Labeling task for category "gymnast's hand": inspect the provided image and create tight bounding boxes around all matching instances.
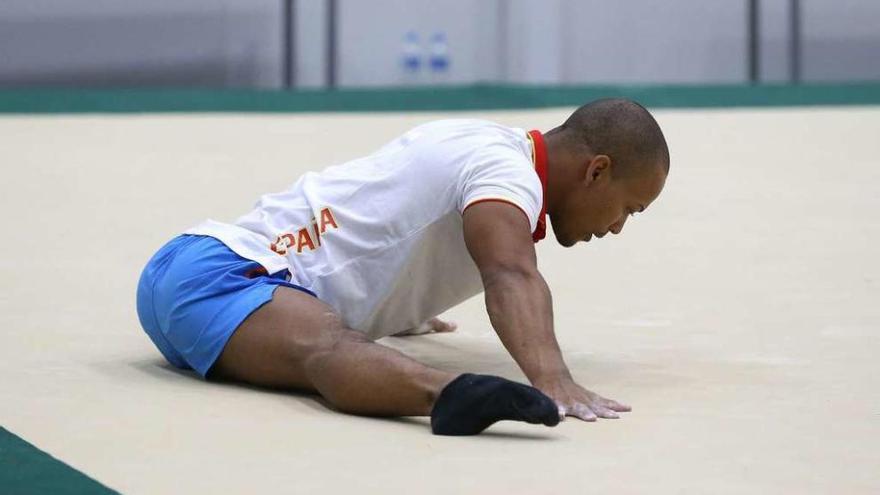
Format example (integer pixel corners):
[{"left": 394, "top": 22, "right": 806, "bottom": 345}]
[{"left": 533, "top": 377, "right": 631, "bottom": 421}]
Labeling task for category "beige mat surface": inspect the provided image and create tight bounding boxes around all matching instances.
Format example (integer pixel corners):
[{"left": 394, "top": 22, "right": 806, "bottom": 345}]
[{"left": 1, "top": 106, "right": 878, "bottom": 493}]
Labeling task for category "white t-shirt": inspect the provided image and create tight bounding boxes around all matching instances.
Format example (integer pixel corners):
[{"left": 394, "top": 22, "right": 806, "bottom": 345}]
[{"left": 186, "top": 119, "right": 545, "bottom": 339}]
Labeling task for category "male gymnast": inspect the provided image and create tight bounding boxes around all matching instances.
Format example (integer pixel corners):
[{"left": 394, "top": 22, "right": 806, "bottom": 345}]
[{"left": 136, "top": 98, "right": 669, "bottom": 436}]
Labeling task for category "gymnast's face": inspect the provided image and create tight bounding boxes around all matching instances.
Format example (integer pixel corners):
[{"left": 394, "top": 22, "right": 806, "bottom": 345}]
[{"left": 550, "top": 156, "right": 666, "bottom": 247}]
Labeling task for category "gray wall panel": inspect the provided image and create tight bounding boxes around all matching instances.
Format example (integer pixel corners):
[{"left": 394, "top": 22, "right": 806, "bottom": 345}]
[
  {"left": 0, "top": 1, "right": 282, "bottom": 88},
  {"left": 759, "top": 0, "right": 792, "bottom": 82},
  {"left": 503, "top": 0, "right": 566, "bottom": 84},
  {"left": 294, "top": 0, "right": 330, "bottom": 88},
  {"left": 561, "top": 0, "right": 749, "bottom": 84},
  {"left": 802, "top": 0, "right": 880, "bottom": 82},
  {"left": 0, "top": 0, "right": 878, "bottom": 88},
  {"left": 335, "top": 0, "right": 500, "bottom": 87}
]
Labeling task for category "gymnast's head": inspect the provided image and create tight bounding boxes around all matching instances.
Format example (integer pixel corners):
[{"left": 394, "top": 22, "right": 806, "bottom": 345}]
[{"left": 543, "top": 98, "right": 670, "bottom": 247}]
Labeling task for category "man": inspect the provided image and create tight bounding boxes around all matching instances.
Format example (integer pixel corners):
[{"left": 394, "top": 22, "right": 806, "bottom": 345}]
[{"left": 136, "top": 98, "right": 669, "bottom": 436}]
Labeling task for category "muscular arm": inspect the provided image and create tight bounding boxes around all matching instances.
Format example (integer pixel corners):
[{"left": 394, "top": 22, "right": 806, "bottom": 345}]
[
  {"left": 463, "top": 201, "right": 631, "bottom": 421},
  {"left": 462, "top": 202, "right": 571, "bottom": 384}
]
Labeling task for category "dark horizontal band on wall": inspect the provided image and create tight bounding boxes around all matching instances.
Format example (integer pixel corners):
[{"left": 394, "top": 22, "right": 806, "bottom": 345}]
[{"left": 1, "top": 83, "right": 879, "bottom": 114}]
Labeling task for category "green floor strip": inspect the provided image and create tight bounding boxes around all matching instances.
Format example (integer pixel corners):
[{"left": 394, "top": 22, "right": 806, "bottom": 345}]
[
  {"left": 0, "top": 83, "right": 879, "bottom": 114},
  {"left": 0, "top": 427, "right": 118, "bottom": 495}
]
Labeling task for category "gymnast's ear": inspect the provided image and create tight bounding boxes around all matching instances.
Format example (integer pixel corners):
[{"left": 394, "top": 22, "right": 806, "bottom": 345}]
[{"left": 584, "top": 154, "right": 611, "bottom": 186}]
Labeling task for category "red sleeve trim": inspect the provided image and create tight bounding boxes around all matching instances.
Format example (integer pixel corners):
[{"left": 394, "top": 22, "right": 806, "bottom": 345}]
[{"left": 462, "top": 198, "right": 533, "bottom": 229}]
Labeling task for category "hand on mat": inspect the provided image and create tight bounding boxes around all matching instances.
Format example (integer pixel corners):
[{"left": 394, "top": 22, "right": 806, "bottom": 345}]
[
  {"left": 393, "top": 317, "right": 458, "bottom": 336},
  {"left": 534, "top": 377, "right": 631, "bottom": 422}
]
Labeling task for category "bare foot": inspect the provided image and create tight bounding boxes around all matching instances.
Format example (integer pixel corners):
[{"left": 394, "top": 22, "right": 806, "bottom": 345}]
[{"left": 393, "top": 317, "right": 458, "bottom": 336}]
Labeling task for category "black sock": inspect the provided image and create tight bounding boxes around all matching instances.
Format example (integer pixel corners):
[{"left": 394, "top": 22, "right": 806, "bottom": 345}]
[{"left": 430, "top": 373, "right": 560, "bottom": 436}]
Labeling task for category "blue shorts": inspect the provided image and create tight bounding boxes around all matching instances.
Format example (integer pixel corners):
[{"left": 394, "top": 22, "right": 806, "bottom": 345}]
[{"left": 136, "top": 234, "right": 316, "bottom": 378}]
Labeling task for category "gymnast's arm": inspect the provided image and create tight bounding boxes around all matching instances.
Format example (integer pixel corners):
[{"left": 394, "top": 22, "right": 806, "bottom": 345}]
[{"left": 462, "top": 201, "right": 630, "bottom": 421}]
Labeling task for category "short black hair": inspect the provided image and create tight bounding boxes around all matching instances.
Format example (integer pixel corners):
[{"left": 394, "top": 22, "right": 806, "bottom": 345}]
[{"left": 560, "top": 98, "right": 670, "bottom": 178}]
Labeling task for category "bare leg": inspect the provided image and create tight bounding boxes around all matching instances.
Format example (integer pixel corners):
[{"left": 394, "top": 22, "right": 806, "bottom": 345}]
[
  {"left": 208, "top": 286, "right": 455, "bottom": 416},
  {"left": 209, "top": 286, "right": 561, "bottom": 435}
]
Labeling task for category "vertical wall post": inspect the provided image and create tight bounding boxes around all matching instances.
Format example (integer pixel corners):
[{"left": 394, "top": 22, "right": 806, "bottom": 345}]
[
  {"left": 326, "top": 0, "right": 338, "bottom": 88},
  {"left": 282, "top": 0, "right": 295, "bottom": 89},
  {"left": 748, "top": 0, "right": 760, "bottom": 84},
  {"left": 789, "top": 0, "right": 802, "bottom": 84}
]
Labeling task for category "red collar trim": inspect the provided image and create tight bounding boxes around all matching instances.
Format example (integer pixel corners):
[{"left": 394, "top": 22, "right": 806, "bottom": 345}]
[{"left": 527, "top": 130, "right": 548, "bottom": 243}]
